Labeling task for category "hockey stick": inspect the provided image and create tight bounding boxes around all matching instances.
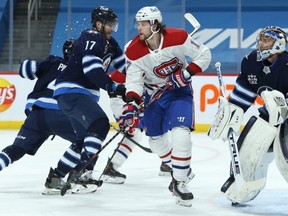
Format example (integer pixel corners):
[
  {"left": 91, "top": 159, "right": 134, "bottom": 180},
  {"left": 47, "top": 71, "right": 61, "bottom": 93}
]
[
  {"left": 97, "top": 134, "right": 126, "bottom": 182},
  {"left": 147, "top": 85, "right": 168, "bottom": 106},
  {"left": 184, "top": 13, "right": 201, "bottom": 36},
  {"left": 60, "top": 128, "right": 122, "bottom": 196},
  {"left": 215, "top": 62, "right": 245, "bottom": 189},
  {"left": 110, "top": 124, "right": 152, "bottom": 153},
  {"left": 147, "top": 13, "right": 201, "bottom": 106}
]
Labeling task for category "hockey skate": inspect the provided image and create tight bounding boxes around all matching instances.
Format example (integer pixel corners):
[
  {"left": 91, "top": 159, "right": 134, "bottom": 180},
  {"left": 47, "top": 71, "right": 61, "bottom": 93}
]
[
  {"left": 171, "top": 178, "right": 194, "bottom": 207},
  {"left": 42, "top": 167, "right": 71, "bottom": 195},
  {"left": 168, "top": 168, "right": 195, "bottom": 192},
  {"left": 159, "top": 162, "right": 172, "bottom": 176},
  {"left": 101, "top": 161, "right": 126, "bottom": 184},
  {"left": 67, "top": 169, "right": 103, "bottom": 194}
]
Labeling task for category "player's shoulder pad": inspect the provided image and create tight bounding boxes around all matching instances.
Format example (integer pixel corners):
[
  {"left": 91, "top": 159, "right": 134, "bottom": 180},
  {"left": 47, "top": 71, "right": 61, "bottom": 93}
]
[
  {"left": 109, "top": 36, "right": 120, "bottom": 47},
  {"left": 81, "top": 29, "right": 105, "bottom": 42},
  {"left": 243, "top": 50, "right": 257, "bottom": 61},
  {"left": 46, "top": 55, "right": 66, "bottom": 64},
  {"left": 125, "top": 36, "right": 150, "bottom": 61},
  {"left": 278, "top": 51, "right": 288, "bottom": 62},
  {"left": 162, "top": 28, "right": 188, "bottom": 48}
]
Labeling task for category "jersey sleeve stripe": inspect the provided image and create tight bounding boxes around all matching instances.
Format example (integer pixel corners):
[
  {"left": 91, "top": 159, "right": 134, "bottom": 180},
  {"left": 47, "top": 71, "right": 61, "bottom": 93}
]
[{"left": 234, "top": 81, "right": 257, "bottom": 98}]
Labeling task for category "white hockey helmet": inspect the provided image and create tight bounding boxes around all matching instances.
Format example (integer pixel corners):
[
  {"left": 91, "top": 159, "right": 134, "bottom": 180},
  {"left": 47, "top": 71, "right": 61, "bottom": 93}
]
[
  {"left": 135, "top": 6, "right": 162, "bottom": 25},
  {"left": 256, "top": 26, "right": 287, "bottom": 61}
]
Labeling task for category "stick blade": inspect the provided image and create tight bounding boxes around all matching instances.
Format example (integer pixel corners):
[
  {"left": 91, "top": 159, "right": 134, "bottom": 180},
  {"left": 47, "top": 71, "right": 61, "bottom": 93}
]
[{"left": 184, "top": 13, "right": 200, "bottom": 28}]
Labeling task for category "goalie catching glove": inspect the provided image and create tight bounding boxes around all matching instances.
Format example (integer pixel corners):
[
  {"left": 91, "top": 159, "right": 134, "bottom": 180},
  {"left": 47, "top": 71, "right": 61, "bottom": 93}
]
[
  {"left": 208, "top": 96, "right": 244, "bottom": 141},
  {"left": 260, "top": 90, "right": 288, "bottom": 126}
]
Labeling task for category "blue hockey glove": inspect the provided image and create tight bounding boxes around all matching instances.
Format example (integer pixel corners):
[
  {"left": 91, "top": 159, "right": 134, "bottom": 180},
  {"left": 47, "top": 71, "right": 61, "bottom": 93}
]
[{"left": 166, "top": 69, "right": 192, "bottom": 90}]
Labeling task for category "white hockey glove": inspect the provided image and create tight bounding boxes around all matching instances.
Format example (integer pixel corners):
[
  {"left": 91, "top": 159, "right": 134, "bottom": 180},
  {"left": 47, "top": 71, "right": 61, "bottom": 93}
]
[
  {"left": 261, "top": 90, "right": 288, "bottom": 126},
  {"left": 208, "top": 96, "right": 244, "bottom": 141}
]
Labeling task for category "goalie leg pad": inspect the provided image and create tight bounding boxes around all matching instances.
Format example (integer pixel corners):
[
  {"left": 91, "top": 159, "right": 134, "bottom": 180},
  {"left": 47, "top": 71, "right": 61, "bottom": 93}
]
[
  {"left": 274, "top": 124, "right": 288, "bottom": 183},
  {"left": 223, "top": 116, "right": 277, "bottom": 203}
]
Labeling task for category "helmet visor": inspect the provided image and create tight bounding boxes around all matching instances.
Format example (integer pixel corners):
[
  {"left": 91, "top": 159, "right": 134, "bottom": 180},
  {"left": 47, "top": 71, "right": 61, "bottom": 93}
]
[{"left": 107, "top": 19, "right": 118, "bottom": 32}]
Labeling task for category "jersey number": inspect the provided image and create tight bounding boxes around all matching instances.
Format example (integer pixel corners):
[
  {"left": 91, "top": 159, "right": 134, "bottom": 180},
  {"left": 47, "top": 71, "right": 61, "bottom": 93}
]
[{"left": 85, "top": 41, "right": 96, "bottom": 50}]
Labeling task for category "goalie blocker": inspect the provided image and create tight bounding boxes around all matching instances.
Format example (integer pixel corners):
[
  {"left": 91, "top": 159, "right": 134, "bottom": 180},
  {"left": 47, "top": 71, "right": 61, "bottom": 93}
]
[
  {"left": 208, "top": 96, "right": 243, "bottom": 140},
  {"left": 221, "top": 115, "right": 277, "bottom": 203}
]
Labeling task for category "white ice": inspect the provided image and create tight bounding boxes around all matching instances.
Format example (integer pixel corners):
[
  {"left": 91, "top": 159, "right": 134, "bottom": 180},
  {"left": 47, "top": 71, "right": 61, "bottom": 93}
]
[{"left": 0, "top": 130, "right": 287, "bottom": 216}]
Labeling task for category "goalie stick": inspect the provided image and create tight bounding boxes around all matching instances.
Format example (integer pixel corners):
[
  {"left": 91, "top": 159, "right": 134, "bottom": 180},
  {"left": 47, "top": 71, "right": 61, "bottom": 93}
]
[
  {"left": 60, "top": 128, "right": 123, "bottom": 196},
  {"left": 215, "top": 62, "right": 245, "bottom": 189},
  {"left": 148, "top": 12, "right": 201, "bottom": 105}
]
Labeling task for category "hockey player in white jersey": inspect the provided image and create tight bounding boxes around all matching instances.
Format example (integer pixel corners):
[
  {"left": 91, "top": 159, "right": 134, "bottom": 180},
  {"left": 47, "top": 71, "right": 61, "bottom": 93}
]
[{"left": 118, "top": 6, "right": 211, "bottom": 207}]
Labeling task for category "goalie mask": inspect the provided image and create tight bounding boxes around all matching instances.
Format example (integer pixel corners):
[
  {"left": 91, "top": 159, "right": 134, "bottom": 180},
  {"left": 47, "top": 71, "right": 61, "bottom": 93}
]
[
  {"left": 256, "top": 26, "right": 287, "bottom": 61},
  {"left": 62, "top": 39, "right": 75, "bottom": 61},
  {"left": 91, "top": 6, "right": 118, "bottom": 32}
]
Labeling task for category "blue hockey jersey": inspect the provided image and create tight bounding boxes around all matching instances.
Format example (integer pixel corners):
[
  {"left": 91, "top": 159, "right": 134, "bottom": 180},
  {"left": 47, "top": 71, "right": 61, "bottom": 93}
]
[
  {"left": 229, "top": 50, "right": 288, "bottom": 112},
  {"left": 19, "top": 55, "right": 67, "bottom": 115},
  {"left": 53, "top": 29, "right": 125, "bottom": 102}
]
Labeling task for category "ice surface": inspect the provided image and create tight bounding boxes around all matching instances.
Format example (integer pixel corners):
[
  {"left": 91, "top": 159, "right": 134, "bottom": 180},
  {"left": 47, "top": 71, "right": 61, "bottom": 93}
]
[{"left": 0, "top": 130, "right": 287, "bottom": 216}]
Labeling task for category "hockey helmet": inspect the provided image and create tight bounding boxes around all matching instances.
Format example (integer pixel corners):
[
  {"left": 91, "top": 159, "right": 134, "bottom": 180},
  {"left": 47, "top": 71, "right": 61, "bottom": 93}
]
[
  {"left": 62, "top": 39, "right": 75, "bottom": 61},
  {"left": 135, "top": 6, "right": 162, "bottom": 25},
  {"left": 91, "top": 6, "right": 118, "bottom": 32},
  {"left": 256, "top": 26, "right": 287, "bottom": 60}
]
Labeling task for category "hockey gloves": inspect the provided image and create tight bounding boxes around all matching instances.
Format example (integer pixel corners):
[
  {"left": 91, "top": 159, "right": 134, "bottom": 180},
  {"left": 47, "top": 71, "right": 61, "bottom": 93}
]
[
  {"left": 207, "top": 96, "right": 243, "bottom": 141},
  {"left": 106, "top": 83, "right": 126, "bottom": 102},
  {"left": 166, "top": 69, "right": 192, "bottom": 90},
  {"left": 118, "top": 102, "right": 140, "bottom": 135}
]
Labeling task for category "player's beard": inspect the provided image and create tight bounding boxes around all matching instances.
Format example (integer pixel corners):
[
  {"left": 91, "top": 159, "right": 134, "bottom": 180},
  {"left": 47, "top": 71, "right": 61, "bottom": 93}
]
[
  {"left": 104, "top": 31, "right": 112, "bottom": 41},
  {"left": 139, "top": 32, "right": 153, "bottom": 41},
  {"left": 106, "top": 34, "right": 112, "bottom": 40}
]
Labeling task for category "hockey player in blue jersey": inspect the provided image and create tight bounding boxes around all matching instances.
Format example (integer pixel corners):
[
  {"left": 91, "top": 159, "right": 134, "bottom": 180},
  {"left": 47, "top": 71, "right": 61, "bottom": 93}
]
[
  {"left": 0, "top": 39, "right": 80, "bottom": 175},
  {"left": 208, "top": 26, "right": 288, "bottom": 205},
  {"left": 48, "top": 6, "right": 126, "bottom": 190}
]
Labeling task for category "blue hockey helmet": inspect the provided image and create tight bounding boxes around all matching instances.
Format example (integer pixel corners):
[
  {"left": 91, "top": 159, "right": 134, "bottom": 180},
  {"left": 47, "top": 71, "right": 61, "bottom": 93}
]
[
  {"left": 62, "top": 39, "right": 75, "bottom": 61},
  {"left": 91, "top": 6, "right": 118, "bottom": 32}
]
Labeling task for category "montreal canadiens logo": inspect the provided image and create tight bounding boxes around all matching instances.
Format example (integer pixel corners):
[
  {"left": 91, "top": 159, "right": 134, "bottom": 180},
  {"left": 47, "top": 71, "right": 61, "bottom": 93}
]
[
  {"left": 0, "top": 78, "right": 16, "bottom": 112},
  {"left": 154, "top": 57, "right": 183, "bottom": 78}
]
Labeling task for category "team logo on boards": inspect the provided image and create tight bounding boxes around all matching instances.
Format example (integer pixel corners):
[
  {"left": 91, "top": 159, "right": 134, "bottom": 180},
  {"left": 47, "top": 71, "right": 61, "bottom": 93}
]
[{"left": 0, "top": 78, "right": 16, "bottom": 112}]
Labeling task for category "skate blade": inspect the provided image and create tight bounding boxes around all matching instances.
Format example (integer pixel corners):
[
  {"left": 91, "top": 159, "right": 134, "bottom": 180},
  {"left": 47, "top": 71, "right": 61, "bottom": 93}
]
[
  {"left": 175, "top": 197, "right": 193, "bottom": 207},
  {"left": 158, "top": 171, "right": 171, "bottom": 176},
  {"left": 101, "top": 175, "right": 125, "bottom": 184},
  {"left": 71, "top": 184, "right": 98, "bottom": 194},
  {"left": 42, "top": 188, "right": 71, "bottom": 195}
]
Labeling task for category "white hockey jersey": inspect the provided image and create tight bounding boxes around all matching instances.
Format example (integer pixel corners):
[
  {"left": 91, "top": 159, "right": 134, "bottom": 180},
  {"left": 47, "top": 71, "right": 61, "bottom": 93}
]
[{"left": 125, "top": 28, "right": 211, "bottom": 99}]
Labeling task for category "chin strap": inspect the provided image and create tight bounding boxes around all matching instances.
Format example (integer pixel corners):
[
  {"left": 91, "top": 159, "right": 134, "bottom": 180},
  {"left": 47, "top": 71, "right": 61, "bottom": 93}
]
[{"left": 145, "top": 26, "right": 160, "bottom": 41}]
